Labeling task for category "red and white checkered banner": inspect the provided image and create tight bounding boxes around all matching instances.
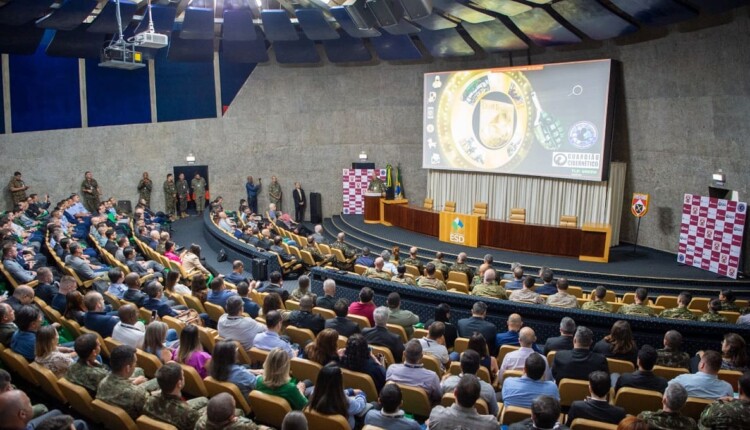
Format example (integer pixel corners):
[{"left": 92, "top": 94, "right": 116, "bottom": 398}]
[
  {"left": 342, "top": 169, "right": 386, "bottom": 215},
  {"left": 677, "top": 194, "right": 746, "bottom": 279}
]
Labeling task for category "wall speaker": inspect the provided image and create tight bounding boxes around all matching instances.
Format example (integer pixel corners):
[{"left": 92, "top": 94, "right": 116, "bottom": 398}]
[
  {"left": 365, "top": 0, "right": 403, "bottom": 27},
  {"left": 398, "top": 0, "right": 431, "bottom": 20},
  {"left": 343, "top": 0, "right": 377, "bottom": 30},
  {"left": 310, "top": 192, "right": 323, "bottom": 224}
]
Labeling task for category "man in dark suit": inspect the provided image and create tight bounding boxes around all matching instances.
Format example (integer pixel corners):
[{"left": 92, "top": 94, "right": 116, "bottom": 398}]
[
  {"left": 289, "top": 295, "right": 325, "bottom": 335},
  {"left": 543, "top": 317, "right": 576, "bottom": 355},
  {"left": 552, "top": 326, "right": 608, "bottom": 381},
  {"left": 615, "top": 345, "right": 669, "bottom": 393},
  {"left": 257, "top": 271, "right": 289, "bottom": 301},
  {"left": 83, "top": 291, "right": 120, "bottom": 338},
  {"left": 292, "top": 182, "right": 306, "bottom": 223},
  {"left": 363, "top": 306, "right": 404, "bottom": 363},
  {"left": 316, "top": 279, "right": 337, "bottom": 311},
  {"left": 565, "top": 371, "right": 626, "bottom": 426},
  {"left": 122, "top": 273, "right": 148, "bottom": 307},
  {"left": 457, "top": 302, "right": 497, "bottom": 354},
  {"left": 325, "top": 299, "right": 360, "bottom": 337}
]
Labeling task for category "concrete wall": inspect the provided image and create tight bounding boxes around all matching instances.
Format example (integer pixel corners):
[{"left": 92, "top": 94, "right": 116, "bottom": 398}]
[{"left": 1, "top": 8, "right": 748, "bottom": 267}]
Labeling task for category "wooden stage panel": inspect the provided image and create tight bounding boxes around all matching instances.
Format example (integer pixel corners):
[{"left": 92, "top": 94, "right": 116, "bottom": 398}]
[
  {"left": 384, "top": 204, "right": 439, "bottom": 237},
  {"left": 479, "top": 219, "right": 582, "bottom": 257}
]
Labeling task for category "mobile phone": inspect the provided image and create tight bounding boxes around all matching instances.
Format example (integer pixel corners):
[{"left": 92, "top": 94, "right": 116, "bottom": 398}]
[{"left": 150, "top": 310, "right": 158, "bottom": 321}]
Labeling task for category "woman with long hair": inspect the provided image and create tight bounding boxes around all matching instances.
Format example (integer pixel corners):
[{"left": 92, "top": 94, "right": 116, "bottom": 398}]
[
  {"left": 173, "top": 324, "right": 212, "bottom": 378},
  {"left": 593, "top": 320, "right": 638, "bottom": 365},
  {"left": 305, "top": 365, "right": 366, "bottom": 429},
  {"left": 721, "top": 332, "right": 748, "bottom": 371},
  {"left": 304, "top": 328, "right": 339, "bottom": 366},
  {"left": 256, "top": 347, "right": 308, "bottom": 410},
  {"left": 63, "top": 291, "right": 86, "bottom": 325},
  {"left": 260, "top": 292, "right": 290, "bottom": 320},
  {"left": 143, "top": 321, "right": 174, "bottom": 364},
  {"left": 339, "top": 334, "right": 386, "bottom": 392},
  {"left": 391, "top": 245, "right": 400, "bottom": 264},
  {"left": 35, "top": 325, "right": 76, "bottom": 377},
  {"left": 424, "top": 303, "right": 457, "bottom": 349},
  {"left": 208, "top": 340, "right": 260, "bottom": 401},
  {"left": 191, "top": 273, "right": 209, "bottom": 303},
  {"left": 163, "top": 240, "right": 183, "bottom": 263},
  {"left": 182, "top": 244, "right": 212, "bottom": 278},
  {"left": 467, "top": 333, "right": 498, "bottom": 382},
  {"left": 165, "top": 270, "right": 191, "bottom": 295}
]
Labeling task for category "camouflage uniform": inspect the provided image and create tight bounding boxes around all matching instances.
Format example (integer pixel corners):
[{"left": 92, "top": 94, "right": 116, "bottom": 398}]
[
  {"left": 471, "top": 283, "right": 507, "bottom": 300},
  {"left": 391, "top": 275, "right": 416, "bottom": 286},
  {"left": 429, "top": 259, "right": 451, "bottom": 277},
  {"left": 362, "top": 267, "right": 391, "bottom": 281},
  {"left": 450, "top": 263, "right": 475, "bottom": 282},
  {"left": 304, "top": 244, "right": 334, "bottom": 265},
  {"left": 618, "top": 303, "right": 656, "bottom": 317},
  {"left": 546, "top": 292, "right": 578, "bottom": 308},
  {"left": 137, "top": 178, "right": 153, "bottom": 207},
  {"left": 417, "top": 276, "right": 446, "bottom": 291},
  {"left": 638, "top": 410, "right": 697, "bottom": 430},
  {"left": 81, "top": 178, "right": 101, "bottom": 213},
  {"left": 143, "top": 393, "right": 208, "bottom": 430},
  {"left": 163, "top": 179, "right": 177, "bottom": 217},
  {"left": 96, "top": 373, "right": 149, "bottom": 419},
  {"left": 401, "top": 257, "right": 423, "bottom": 276},
  {"left": 719, "top": 302, "right": 739, "bottom": 312},
  {"left": 191, "top": 177, "right": 207, "bottom": 214},
  {"left": 367, "top": 177, "right": 385, "bottom": 193},
  {"left": 698, "top": 398, "right": 750, "bottom": 430},
  {"left": 582, "top": 301, "right": 613, "bottom": 313},
  {"left": 331, "top": 240, "right": 356, "bottom": 259},
  {"left": 699, "top": 312, "right": 729, "bottom": 323},
  {"left": 268, "top": 182, "right": 282, "bottom": 211},
  {"left": 176, "top": 178, "right": 189, "bottom": 216},
  {"left": 8, "top": 177, "right": 27, "bottom": 204},
  {"left": 194, "top": 415, "right": 263, "bottom": 430},
  {"left": 66, "top": 361, "right": 108, "bottom": 393},
  {"left": 655, "top": 348, "right": 690, "bottom": 369},
  {"left": 659, "top": 307, "right": 696, "bottom": 320}
]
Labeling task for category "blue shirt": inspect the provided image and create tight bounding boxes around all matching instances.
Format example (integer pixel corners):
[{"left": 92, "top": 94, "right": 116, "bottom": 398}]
[
  {"left": 241, "top": 297, "right": 260, "bottom": 318},
  {"left": 506, "top": 280, "right": 523, "bottom": 290},
  {"left": 536, "top": 284, "right": 558, "bottom": 295},
  {"left": 669, "top": 372, "right": 733, "bottom": 399},
  {"left": 364, "top": 409, "right": 421, "bottom": 430},
  {"left": 11, "top": 330, "right": 36, "bottom": 361},
  {"left": 245, "top": 182, "right": 260, "bottom": 198},
  {"left": 51, "top": 293, "right": 67, "bottom": 314},
  {"left": 143, "top": 298, "right": 178, "bottom": 318},
  {"left": 253, "top": 331, "right": 294, "bottom": 357},
  {"left": 207, "top": 289, "right": 237, "bottom": 309},
  {"left": 224, "top": 272, "right": 249, "bottom": 285},
  {"left": 502, "top": 375, "right": 560, "bottom": 408},
  {"left": 227, "top": 364, "right": 257, "bottom": 401},
  {"left": 107, "top": 283, "right": 128, "bottom": 299},
  {"left": 355, "top": 255, "right": 375, "bottom": 267}
]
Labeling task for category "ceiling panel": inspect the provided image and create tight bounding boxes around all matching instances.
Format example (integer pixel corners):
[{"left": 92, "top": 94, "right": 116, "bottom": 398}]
[
  {"left": 509, "top": 7, "right": 582, "bottom": 46},
  {"left": 552, "top": 0, "right": 638, "bottom": 41}
]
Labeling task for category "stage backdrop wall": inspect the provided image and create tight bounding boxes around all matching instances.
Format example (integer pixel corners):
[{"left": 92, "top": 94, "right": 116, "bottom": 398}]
[{"left": 428, "top": 162, "right": 626, "bottom": 246}]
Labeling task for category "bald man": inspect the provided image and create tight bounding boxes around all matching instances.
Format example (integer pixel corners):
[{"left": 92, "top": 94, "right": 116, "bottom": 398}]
[
  {"left": 451, "top": 252, "right": 475, "bottom": 282},
  {"left": 498, "top": 327, "right": 552, "bottom": 383},
  {"left": 362, "top": 257, "right": 392, "bottom": 281},
  {"left": 401, "top": 246, "right": 424, "bottom": 276},
  {"left": 0, "top": 389, "right": 34, "bottom": 430},
  {"left": 5, "top": 285, "right": 34, "bottom": 313}
]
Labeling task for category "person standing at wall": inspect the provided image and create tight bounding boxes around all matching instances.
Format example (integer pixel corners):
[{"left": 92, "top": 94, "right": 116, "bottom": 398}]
[
  {"left": 80, "top": 171, "right": 101, "bottom": 213},
  {"left": 192, "top": 173, "right": 207, "bottom": 215},
  {"left": 137, "top": 172, "right": 153, "bottom": 207},
  {"left": 8, "top": 172, "right": 29, "bottom": 205},
  {"left": 245, "top": 176, "right": 261, "bottom": 214},
  {"left": 268, "top": 176, "right": 282, "bottom": 212},
  {"left": 176, "top": 173, "right": 189, "bottom": 218},
  {"left": 163, "top": 174, "right": 177, "bottom": 220},
  {"left": 292, "top": 182, "right": 306, "bottom": 223}
]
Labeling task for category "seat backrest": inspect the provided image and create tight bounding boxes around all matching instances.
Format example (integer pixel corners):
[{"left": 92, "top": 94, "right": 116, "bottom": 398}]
[
  {"left": 569, "top": 418, "right": 618, "bottom": 430},
  {"left": 353, "top": 264, "right": 367, "bottom": 275},
  {"left": 497, "top": 344, "right": 520, "bottom": 364},
  {"left": 447, "top": 271, "right": 469, "bottom": 285},
  {"left": 341, "top": 368, "right": 379, "bottom": 402},
  {"left": 300, "top": 250, "right": 317, "bottom": 266},
  {"left": 621, "top": 292, "right": 636, "bottom": 304},
  {"left": 501, "top": 405, "right": 532, "bottom": 425},
  {"left": 370, "top": 345, "right": 395, "bottom": 366},
  {"left": 396, "top": 383, "right": 432, "bottom": 418},
  {"left": 652, "top": 365, "right": 688, "bottom": 380},
  {"left": 29, "top": 362, "right": 66, "bottom": 403},
  {"left": 286, "top": 325, "right": 316, "bottom": 346},
  {"left": 558, "top": 378, "right": 592, "bottom": 408},
  {"left": 443, "top": 201, "right": 456, "bottom": 212},
  {"left": 347, "top": 313, "right": 371, "bottom": 329},
  {"left": 248, "top": 347, "right": 271, "bottom": 367},
  {"left": 559, "top": 215, "right": 578, "bottom": 228},
  {"left": 1, "top": 348, "right": 37, "bottom": 384},
  {"left": 386, "top": 323, "right": 408, "bottom": 343},
  {"left": 717, "top": 369, "right": 743, "bottom": 392},
  {"left": 203, "top": 376, "right": 252, "bottom": 414},
  {"left": 197, "top": 326, "right": 219, "bottom": 353},
  {"left": 719, "top": 311, "right": 740, "bottom": 323},
  {"left": 58, "top": 377, "right": 97, "bottom": 422},
  {"left": 654, "top": 295, "right": 678, "bottom": 308},
  {"left": 291, "top": 357, "right": 323, "bottom": 384},
  {"left": 453, "top": 337, "right": 469, "bottom": 353},
  {"left": 606, "top": 358, "right": 635, "bottom": 374},
  {"left": 248, "top": 391, "right": 293, "bottom": 428},
  {"left": 161, "top": 315, "right": 185, "bottom": 335},
  {"left": 203, "top": 301, "right": 225, "bottom": 323},
  {"left": 446, "top": 280, "right": 469, "bottom": 294},
  {"left": 509, "top": 208, "right": 526, "bottom": 223},
  {"left": 136, "top": 415, "right": 178, "bottom": 430},
  {"left": 404, "top": 264, "right": 421, "bottom": 277},
  {"left": 179, "top": 363, "right": 209, "bottom": 397},
  {"left": 183, "top": 294, "right": 207, "bottom": 313},
  {"left": 412, "top": 328, "right": 429, "bottom": 339},
  {"left": 688, "top": 297, "right": 710, "bottom": 312},
  {"left": 683, "top": 397, "right": 715, "bottom": 421},
  {"left": 420, "top": 353, "right": 443, "bottom": 378},
  {"left": 135, "top": 349, "right": 162, "bottom": 378},
  {"left": 91, "top": 399, "right": 138, "bottom": 430},
  {"left": 318, "top": 243, "right": 331, "bottom": 254},
  {"left": 312, "top": 307, "right": 336, "bottom": 320},
  {"left": 614, "top": 387, "right": 663, "bottom": 416},
  {"left": 303, "top": 409, "right": 350, "bottom": 430},
  {"left": 423, "top": 198, "right": 434, "bottom": 210}
]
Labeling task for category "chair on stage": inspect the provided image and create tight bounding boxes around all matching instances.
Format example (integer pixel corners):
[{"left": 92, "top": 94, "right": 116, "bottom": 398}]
[
  {"left": 472, "top": 202, "right": 488, "bottom": 218},
  {"left": 509, "top": 208, "right": 526, "bottom": 223},
  {"left": 444, "top": 201, "right": 456, "bottom": 213},
  {"left": 423, "top": 198, "right": 434, "bottom": 210},
  {"left": 560, "top": 215, "right": 578, "bottom": 228}
]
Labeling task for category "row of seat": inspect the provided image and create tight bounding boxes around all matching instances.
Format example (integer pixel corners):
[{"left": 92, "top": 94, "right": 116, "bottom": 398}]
[{"left": 425, "top": 200, "right": 575, "bottom": 227}]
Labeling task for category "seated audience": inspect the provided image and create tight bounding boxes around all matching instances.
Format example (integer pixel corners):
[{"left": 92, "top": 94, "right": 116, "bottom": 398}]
[
  {"left": 260, "top": 292, "right": 291, "bottom": 321},
  {"left": 144, "top": 362, "right": 208, "bottom": 430},
  {"left": 6, "top": 285, "right": 34, "bottom": 313},
  {"left": 615, "top": 345, "right": 669, "bottom": 393},
  {"left": 386, "top": 340, "right": 442, "bottom": 405},
  {"left": 593, "top": 320, "right": 638, "bottom": 365},
  {"left": 718, "top": 289, "right": 739, "bottom": 311},
  {"left": 659, "top": 291, "right": 696, "bottom": 320},
  {"left": 416, "top": 263, "right": 446, "bottom": 291},
  {"left": 495, "top": 313, "right": 524, "bottom": 351},
  {"left": 364, "top": 383, "right": 420, "bottom": 430},
  {"left": 96, "top": 345, "right": 150, "bottom": 419},
  {"left": 386, "top": 292, "right": 419, "bottom": 338},
  {"left": 618, "top": 287, "right": 655, "bottom": 317},
  {"left": 471, "top": 269, "right": 507, "bottom": 300},
  {"left": 34, "top": 267, "right": 57, "bottom": 305},
  {"left": 51, "top": 276, "right": 77, "bottom": 314},
  {"left": 206, "top": 277, "right": 237, "bottom": 309},
  {"left": 305, "top": 365, "right": 367, "bottom": 429},
  {"left": 535, "top": 268, "right": 557, "bottom": 295},
  {"left": 253, "top": 310, "right": 296, "bottom": 357},
  {"left": 638, "top": 382, "right": 697, "bottom": 430},
  {"left": 401, "top": 246, "right": 424, "bottom": 277},
  {"left": 111, "top": 304, "right": 145, "bottom": 348},
  {"left": 11, "top": 305, "right": 42, "bottom": 361},
  {"left": 362, "top": 257, "right": 393, "bottom": 281},
  {"left": 316, "top": 279, "right": 337, "bottom": 311},
  {"left": 499, "top": 327, "right": 550, "bottom": 383},
  {"left": 698, "top": 371, "right": 750, "bottom": 429},
  {"left": 668, "top": 350, "right": 733, "bottom": 399},
  {"left": 354, "top": 247, "right": 375, "bottom": 267},
  {"left": 218, "top": 296, "right": 266, "bottom": 351},
  {"left": 173, "top": 324, "right": 212, "bottom": 378},
  {"left": 552, "top": 326, "right": 609, "bottom": 381},
  {"left": 194, "top": 392, "right": 269, "bottom": 430},
  {"left": 418, "top": 321, "right": 449, "bottom": 370},
  {"left": 509, "top": 276, "right": 545, "bottom": 304},
  {"left": 443, "top": 349, "right": 500, "bottom": 417},
  {"left": 340, "top": 334, "right": 387, "bottom": 392},
  {"left": 290, "top": 275, "right": 316, "bottom": 302},
  {"left": 34, "top": 325, "right": 76, "bottom": 378},
  {"left": 505, "top": 266, "right": 525, "bottom": 290},
  {"left": 502, "top": 352, "right": 559, "bottom": 409},
  {"left": 123, "top": 272, "right": 149, "bottom": 307},
  {"left": 165, "top": 271, "right": 191, "bottom": 297},
  {"left": 83, "top": 291, "right": 119, "bottom": 338},
  {"left": 425, "top": 303, "right": 457, "bottom": 349},
  {"left": 546, "top": 277, "right": 577, "bottom": 308},
  {"left": 391, "top": 265, "right": 415, "bottom": 286},
  {"left": 428, "top": 252, "right": 451, "bottom": 279},
  {"left": 457, "top": 302, "right": 497, "bottom": 355},
  {"left": 719, "top": 332, "right": 748, "bottom": 371},
  {"left": 325, "top": 299, "right": 361, "bottom": 337},
  {"left": 348, "top": 287, "right": 377, "bottom": 327},
  {"left": 656, "top": 330, "right": 690, "bottom": 369},
  {"left": 106, "top": 267, "right": 127, "bottom": 299},
  {"left": 363, "top": 306, "right": 405, "bottom": 364},
  {"left": 182, "top": 244, "right": 212, "bottom": 277},
  {"left": 64, "top": 291, "right": 86, "bottom": 325},
  {"left": 255, "top": 347, "right": 308, "bottom": 410},
  {"left": 65, "top": 333, "right": 108, "bottom": 393},
  {"left": 566, "top": 371, "right": 626, "bottom": 426},
  {"left": 0, "top": 303, "right": 17, "bottom": 347},
  {"left": 582, "top": 285, "right": 613, "bottom": 312},
  {"left": 289, "top": 295, "right": 325, "bottom": 336},
  {"left": 257, "top": 271, "right": 289, "bottom": 302},
  {"left": 235, "top": 281, "right": 260, "bottom": 318},
  {"left": 209, "top": 341, "right": 261, "bottom": 401},
  {"left": 428, "top": 375, "right": 498, "bottom": 430},
  {"left": 304, "top": 328, "right": 339, "bottom": 366},
  {"left": 543, "top": 317, "right": 576, "bottom": 355},
  {"left": 143, "top": 321, "right": 175, "bottom": 364}
]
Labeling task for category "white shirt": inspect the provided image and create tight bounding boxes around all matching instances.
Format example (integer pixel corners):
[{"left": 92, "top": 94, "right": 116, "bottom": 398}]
[
  {"left": 217, "top": 314, "right": 266, "bottom": 351},
  {"left": 112, "top": 321, "right": 145, "bottom": 349},
  {"left": 383, "top": 261, "right": 398, "bottom": 275},
  {"left": 499, "top": 347, "right": 552, "bottom": 382}
]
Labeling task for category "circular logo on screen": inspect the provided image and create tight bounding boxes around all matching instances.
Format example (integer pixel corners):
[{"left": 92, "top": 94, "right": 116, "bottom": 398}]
[
  {"left": 552, "top": 153, "right": 568, "bottom": 166},
  {"left": 568, "top": 121, "right": 598, "bottom": 149}
]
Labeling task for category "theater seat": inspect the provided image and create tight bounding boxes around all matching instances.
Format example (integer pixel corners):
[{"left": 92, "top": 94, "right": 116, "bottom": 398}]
[
  {"left": 569, "top": 418, "right": 618, "bottom": 430},
  {"left": 423, "top": 198, "right": 434, "bottom": 210},
  {"left": 472, "top": 202, "right": 488, "bottom": 218},
  {"left": 91, "top": 399, "right": 137, "bottom": 430},
  {"left": 560, "top": 215, "right": 578, "bottom": 228},
  {"left": 136, "top": 415, "right": 178, "bottom": 430},
  {"left": 444, "top": 201, "right": 456, "bottom": 213},
  {"left": 248, "top": 391, "right": 292, "bottom": 429},
  {"left": 509, "top": 208, "right": 526, "bottom": 223},
  {"left": 303, "top": 409, "right": 350, "bottom": 430}
]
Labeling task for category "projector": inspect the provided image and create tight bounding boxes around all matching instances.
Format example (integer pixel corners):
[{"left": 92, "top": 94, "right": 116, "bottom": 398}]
[
  {"left": 99, "top": 44, "right": 145, "bottom": 70},
  {"left": 134, "top": 32, "right": 169, "bottom": 49}
]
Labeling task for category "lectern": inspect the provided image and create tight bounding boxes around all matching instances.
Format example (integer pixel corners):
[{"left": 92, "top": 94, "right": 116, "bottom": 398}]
[{"left": 363, "top": 192, "right": 382, "bottom": 224}]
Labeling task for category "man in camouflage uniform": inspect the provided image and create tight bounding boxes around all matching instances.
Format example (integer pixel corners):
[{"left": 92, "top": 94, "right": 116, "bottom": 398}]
[
  {"left": 417, "top": 263, "right": 446, "bottom": 291},
  {"left": 304, "top": 236, "right": 335, "bottom": 266},
  {"left": 699, "top": 299, "right": 729, "bottom": 323},
  {"left": 659, "top": 292, "right": 696, "bottom": 320},
  {"left": 96, "top": 344, "right": 150, "bottom": 419},
  {"left": 471, "top": 269, "right": 507, "bottom": 300},
  {"left": 143, "top": 362, "right": 208, "bottom": 430},
  {"left": 698, "top": 371, "right": 750, "bottom": 429},
  {"left": 367, "top": 172, "right": 385, "bottom": 194},
  {"left": 195, "top": 393, "right": 269, "bottom": 430},
  {"left": 191, "top": 173, "right": 207, "bottom": 215},
  {"left": 618, "top": 287, "right": 656, "bottom": 317},
  {"left": 718, "top": 289, "right": 740, "bottom": 312},
  {"left": 582, "top": 286, "right": 613, "bottom": 313},
  {"left": 330, "top": 232, "right": 357, "bottom": 270},
  {"left": 268, "top": 175, "right": 282, "bottom": 212},
  {"left": 175, "top": 173, "right": 189, "bottom": 218},
  {"left": 8, "top": 172, "right": 28, "bottom": 205},
  {"left": 362, "top": 257, "right": 393, "bottom": 281},
  {"left": 429, "top": 251, "right": 451, "bottom": 279},
  {"left": 656, "top": 330, "right": 691, "bottom": 369},
  {"left": 638, "top": 382, "right": 698, "bottom": 430},
  {"left": 80, "top": 171, "right": 101, "bottom": 213},
  {"left": 401, "top": 246, "right": 424, "bottom": 276},
  {"left": 163, "top": 174, "right": 177, "bottom": 219},
  {"left": 66, "top": 333, "right": 108, "bottom": 393},
  {"left": 450, "top": 252, "right": 475, "bottom": 282},
  {"left": 137, "top": 172, "right": 153, "bottom": 207}
]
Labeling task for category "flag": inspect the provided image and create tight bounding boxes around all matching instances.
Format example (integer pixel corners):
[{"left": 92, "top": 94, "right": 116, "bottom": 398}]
[
  {"left": 385, "top": 164, "right": 393, "bottom": 188},
  {"left": 396, "top": 164, "right": 405, "bottom": 198}
]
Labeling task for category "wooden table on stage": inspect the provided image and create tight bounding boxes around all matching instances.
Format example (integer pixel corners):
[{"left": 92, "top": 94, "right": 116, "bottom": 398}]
[
  {"left": 382, "top": 203, "right": 439, "bottom": 237},
  {"left": 363, "top": 193, "right": 382, "bottom": 224},
  {"left": 478, "top": 219, "right": 612, "bottom": 262}
]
